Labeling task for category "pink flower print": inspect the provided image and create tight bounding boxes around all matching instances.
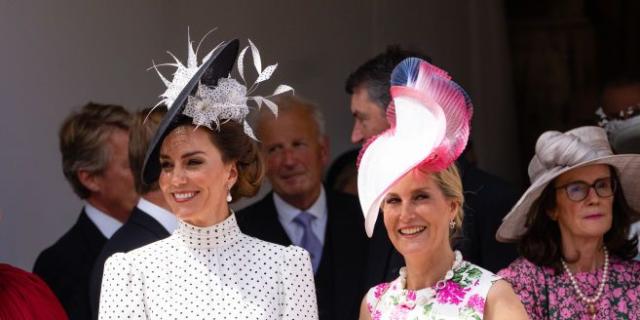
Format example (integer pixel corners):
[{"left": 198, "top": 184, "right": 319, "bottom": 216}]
[
  {"left": 406, "top": 290, "right": 416, "bottom": 302},
  {"left": 618, "top": 299, "right": 628, "bottom": 313},
  {"left": 557, "top": 287, "right": 566, "bottom": 297},
  {"left": 374, "top": 283, "right": 390, "bottom": 299},
  {"left": 436, "top": 281, "right": 469, "bottom": 305},
  {"left": 613, "top": 287, "right": 623, "bottom": 298},
  {"left": 560, "top": 308, "right": 572, "bottom": 318},
  {"left": 627, "top": 289, "right": 637, "bottom": 301},
  {"left": 612, "top": 262, "right": 625, "bottom": 273},
  {"left": 466, "top": 294, "right": 485, "bottom": 314},
  {"left": 371, "top": 310, "right": 383, "bottom": 320},
  {"left": 548, "top": 291, "right": 557, "bottom": 305},
  {"left": 389, "top": 306, "right": 410, "bottom": 320}
]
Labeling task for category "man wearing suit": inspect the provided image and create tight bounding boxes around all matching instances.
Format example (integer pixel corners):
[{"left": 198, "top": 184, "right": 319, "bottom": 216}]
[
  {"left": 339, "top": 46, "right": 519, "bottom": 288},
  {"left": 237, "top": 95, "right": 368, "bottom": 320},
  {"left": 88, "top": 107, "right": 176, "bottom": 319},
  {"left": 33, "top": 103, "right": 137, "bottom": 320}
]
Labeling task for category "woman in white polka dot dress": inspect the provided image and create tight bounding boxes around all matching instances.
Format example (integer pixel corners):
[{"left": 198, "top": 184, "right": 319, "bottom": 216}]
[{"left": 98, "top": 37, "right": 318, "bottom": 319}]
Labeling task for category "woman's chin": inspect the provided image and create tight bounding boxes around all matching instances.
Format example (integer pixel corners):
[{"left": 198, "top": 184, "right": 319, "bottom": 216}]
[
  {"left": 174, "top": 209, "right": 197, "bottom": 221},
  {"left": 396, "top": 239, "right": 434, "bottom": 257},
  {"left": 577, "top": 221, "right": 612, "bottom": 238}
]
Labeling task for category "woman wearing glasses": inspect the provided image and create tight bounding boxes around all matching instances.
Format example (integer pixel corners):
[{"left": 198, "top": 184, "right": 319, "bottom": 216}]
[{"left": 496, "top": 126, "right": 640, "bottom": 319}]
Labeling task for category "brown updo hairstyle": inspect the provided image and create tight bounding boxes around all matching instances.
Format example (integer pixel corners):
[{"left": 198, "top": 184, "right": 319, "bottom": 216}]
[
  {"left": 518, "top": 166, "right": 638, "bottom": 273},
  {"left": 169, "top": 116, "right": 264, "bottom": 202}
]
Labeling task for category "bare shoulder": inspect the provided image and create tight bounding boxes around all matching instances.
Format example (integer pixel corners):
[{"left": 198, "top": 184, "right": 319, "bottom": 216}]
[
  {"left": 359, "top": 296, "right": 371, "bottom": 320},
  {"left": 484, "top": 279, "right": 529, "bottom": 320}
]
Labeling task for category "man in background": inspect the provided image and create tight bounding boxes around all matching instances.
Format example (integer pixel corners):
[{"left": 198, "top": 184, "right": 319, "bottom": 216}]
[
  {"left": 89, "top": 107, "right": 176, "bottom": 319},
  {"left": 237, "top": 95, "right": 368, "bottom": 320},
  {"left": 34, "top": 102, "right": 137, "bottom": 320}
]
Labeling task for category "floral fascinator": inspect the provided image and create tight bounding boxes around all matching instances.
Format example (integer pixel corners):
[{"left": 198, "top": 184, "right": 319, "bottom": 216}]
[
  {"left": 142, "top": 31, "right": 293, "bottom": 184},
  {"left": 357, "top": 58, "right": 473, "bottom": 237}
]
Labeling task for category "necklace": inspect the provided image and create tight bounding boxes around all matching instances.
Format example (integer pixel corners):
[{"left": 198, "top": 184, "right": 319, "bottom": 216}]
[
  {"left": 398, "top": 250, "right": 463, "bottom": 307},
  {"left": 560, "top": 246, "right": 609, "bottom": 318}
]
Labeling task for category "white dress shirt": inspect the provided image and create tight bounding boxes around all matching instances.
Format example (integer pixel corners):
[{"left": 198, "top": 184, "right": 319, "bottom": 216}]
[
  {"left": 136, "top": 197, "right": 177, "bottom": 233},
  {"left": 273, "top": 187, "right": 328, "bottom": 246},
  {"left": 84, "top": 202, "right": 123, "bottom": 239}
]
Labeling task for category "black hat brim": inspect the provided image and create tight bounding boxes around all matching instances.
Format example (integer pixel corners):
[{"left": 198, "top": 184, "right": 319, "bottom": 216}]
[{"left": 142, "top": 39, "right": 240, "bottom": 185}]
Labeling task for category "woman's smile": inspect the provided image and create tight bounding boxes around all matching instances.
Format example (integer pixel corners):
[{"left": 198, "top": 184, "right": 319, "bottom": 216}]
[
  {"left": 172, "top": 191, "right": 199, "bottom": 203},
  {"left": 398, "top": 226, "right": 426, "bottom": 236}
]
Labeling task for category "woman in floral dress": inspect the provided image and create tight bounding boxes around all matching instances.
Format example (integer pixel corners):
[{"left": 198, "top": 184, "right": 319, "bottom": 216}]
[
  {"left": 356, "top": 57, "right": 527, "bottom": 319},
  {"left": 496, "top": 126, "right": 640, "bottom": 319}
]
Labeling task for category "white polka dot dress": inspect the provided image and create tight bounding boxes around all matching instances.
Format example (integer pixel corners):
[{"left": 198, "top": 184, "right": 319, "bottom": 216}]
[{"left": 98, "top": 214, "right": 318, "bottom": 319}]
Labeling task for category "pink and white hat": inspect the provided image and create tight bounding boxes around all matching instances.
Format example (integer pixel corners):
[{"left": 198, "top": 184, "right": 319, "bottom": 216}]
[{"left": 357, "top": 58, "right": 473, "bottom": 237}]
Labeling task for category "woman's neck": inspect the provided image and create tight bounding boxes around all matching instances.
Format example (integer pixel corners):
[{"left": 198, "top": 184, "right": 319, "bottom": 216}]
[
  {"left": 403, "top": 245, "right": 455, "bottom": 290},
  {"left": 185, "top": 204, "right": 231, "bottom": 227},
  {"left": 561, "top": 234, "right": 605, "bottom": 273}
]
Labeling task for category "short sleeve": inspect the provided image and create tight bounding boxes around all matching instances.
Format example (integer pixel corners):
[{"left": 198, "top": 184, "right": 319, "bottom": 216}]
[
  {"left": 281, "top": 246, "right": 318, "bottom": 320},
  {"left": 497, "top": 258, "right": 546, "bottom": 319},
  {"left": 364, "top": 282, "right": 391, "bottom": 315},
  {"left": 98, "top": 253, "right": 146, "bottom": 319}
]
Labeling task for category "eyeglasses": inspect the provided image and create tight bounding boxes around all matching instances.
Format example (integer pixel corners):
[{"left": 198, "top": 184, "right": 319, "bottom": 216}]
[{"left": 555, "top": 177, "right": 617, "bottom": 202}]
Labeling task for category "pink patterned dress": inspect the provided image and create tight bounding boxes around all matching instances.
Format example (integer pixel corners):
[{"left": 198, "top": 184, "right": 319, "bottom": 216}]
[
  {"left": 498, "top": 257, "right": 640, "bottom": 319},
  {"left": 365, "top": 261, "right": 500, "bottom": 319}
]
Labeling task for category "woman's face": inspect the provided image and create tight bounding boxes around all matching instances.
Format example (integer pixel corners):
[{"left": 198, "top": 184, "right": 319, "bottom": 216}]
[
  {"left": 382, "top": 170, "right": 458, "bottom": 258},
  {"left": 551, "top": 164, "right": 614, "bottom": 241},
  {"left": 158, "top": 126, "right": 237, "bottom": 227}
]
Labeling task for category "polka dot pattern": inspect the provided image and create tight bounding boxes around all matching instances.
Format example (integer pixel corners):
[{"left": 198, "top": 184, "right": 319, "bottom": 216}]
[{"left": 98, "top": 214, "right": 318, "bottom": 319}]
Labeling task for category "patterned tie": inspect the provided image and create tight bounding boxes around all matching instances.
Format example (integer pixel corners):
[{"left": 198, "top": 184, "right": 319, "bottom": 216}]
[{"left": 293, "top": 212, "right": 323, "bottom": 273}]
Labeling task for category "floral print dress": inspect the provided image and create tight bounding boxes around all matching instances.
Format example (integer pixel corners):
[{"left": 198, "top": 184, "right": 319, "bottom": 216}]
[
  {"left": 365, "top": 260, "right": 500, "bottom": 319},
  {"left": 499, "top": 257, "right": 640, "bottom": 319}
]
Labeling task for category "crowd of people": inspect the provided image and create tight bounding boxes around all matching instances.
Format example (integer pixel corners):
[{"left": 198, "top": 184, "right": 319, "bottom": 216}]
[{"left": 2, "top": 32, "right": 639, "bottom": 320}]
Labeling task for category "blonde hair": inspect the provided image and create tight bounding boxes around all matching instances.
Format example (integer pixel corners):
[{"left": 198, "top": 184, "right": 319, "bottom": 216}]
[
  {"left": 430, "top": 164, "right": 465, "bottom": 233},
  {"left": 405, "top": 164, "right": 464, "bottom": 240}
]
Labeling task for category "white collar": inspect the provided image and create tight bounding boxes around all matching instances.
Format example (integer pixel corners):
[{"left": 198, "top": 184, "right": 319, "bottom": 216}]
[
  {"left": 137, "top": 198, "right": 178, "bottom": 233},
  {"left": 84, "top": 202, "right": 123, "bottom": 239},
  {"left": 273, "top": 186, "right": 327, "bottom": 223}
]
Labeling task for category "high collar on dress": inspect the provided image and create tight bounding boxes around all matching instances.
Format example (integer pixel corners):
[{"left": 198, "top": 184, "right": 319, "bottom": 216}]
[{"left": 175, "top": 213, "right": 241, "bottom": 249}]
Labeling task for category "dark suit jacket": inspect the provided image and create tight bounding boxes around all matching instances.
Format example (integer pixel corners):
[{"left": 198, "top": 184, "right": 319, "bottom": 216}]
[
  {"left": 88, "top": 206, "right": 171, "bottom": 319},
  {"left": 458, "top": 159, "right": 519, "bottom": 273},
  {"left": 362, "top": 159, "right": 519, "bottom": 291},
  {"left": 236, "top": 190, "right": 368, "bottom": 320},
  {"left": 33, "top": 210, "right": 106, "bottom": 320}
]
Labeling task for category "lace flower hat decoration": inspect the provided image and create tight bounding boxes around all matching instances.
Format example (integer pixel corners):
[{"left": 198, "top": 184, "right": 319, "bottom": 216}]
[
  {"left": 142, "top": 31, "right": 293, "bottom": 184},
  {"left": 357, "top": 58, "right": 473, "bottom": 237}
]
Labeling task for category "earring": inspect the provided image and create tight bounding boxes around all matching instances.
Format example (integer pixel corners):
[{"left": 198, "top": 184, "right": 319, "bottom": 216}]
[
  {"left": 449, "top": 219, "right": 456, "bottom": 230},
  {"left": 226, "top": 188, "right": 232, "bottom": 203}
]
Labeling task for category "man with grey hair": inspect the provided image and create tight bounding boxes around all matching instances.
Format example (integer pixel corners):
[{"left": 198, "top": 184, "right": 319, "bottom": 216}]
[
  {"left": 237, "top": 95, "right": 368, "bottom": 320},
  {"left": 34, "top": 102, "right": 137, "bottom": 320}
]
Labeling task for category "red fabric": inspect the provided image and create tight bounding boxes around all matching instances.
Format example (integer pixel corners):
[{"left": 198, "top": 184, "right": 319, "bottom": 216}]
[{"left": 0, "top": 264, "right": 67, "bottom": 320}]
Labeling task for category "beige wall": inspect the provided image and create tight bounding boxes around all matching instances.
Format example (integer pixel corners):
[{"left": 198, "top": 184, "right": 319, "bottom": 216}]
[{"left": 0, "top": 0, "right": 516, "bottom": 269}]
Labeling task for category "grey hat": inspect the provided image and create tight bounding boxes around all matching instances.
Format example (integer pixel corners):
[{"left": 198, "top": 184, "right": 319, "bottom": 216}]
[{"left": 496, "top": 126, "right": 640, "bottom": 242}]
